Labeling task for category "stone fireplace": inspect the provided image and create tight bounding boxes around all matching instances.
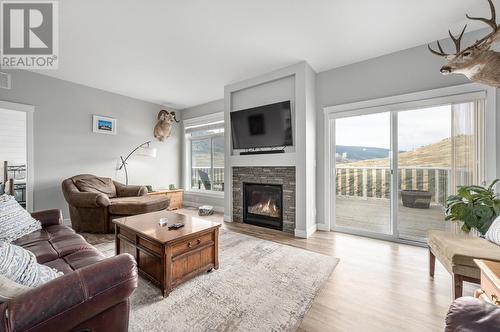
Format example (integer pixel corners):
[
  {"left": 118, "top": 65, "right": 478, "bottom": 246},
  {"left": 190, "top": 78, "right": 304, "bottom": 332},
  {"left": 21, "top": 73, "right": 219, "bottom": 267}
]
[{"left": 233, "top": 166, "right": 295, "bottom": 233}]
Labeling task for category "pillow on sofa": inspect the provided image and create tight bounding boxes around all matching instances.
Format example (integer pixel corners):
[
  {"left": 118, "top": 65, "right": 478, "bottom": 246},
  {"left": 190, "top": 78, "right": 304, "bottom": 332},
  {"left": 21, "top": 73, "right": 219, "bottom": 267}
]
[
  {"left": 0, "top": 241, "right": 63, "bottom": 288},
  {"left": 486, "top": 215, "right": 500, "bottom": 246},
  {"left": 74, "top": 177, "right": 117, "bottom": 198},
  {"left": 0, "top": 194, "right": 41, "bottom": 242},
  {"left": 0, "top": 274, "right": 30, "bottom": 302}
]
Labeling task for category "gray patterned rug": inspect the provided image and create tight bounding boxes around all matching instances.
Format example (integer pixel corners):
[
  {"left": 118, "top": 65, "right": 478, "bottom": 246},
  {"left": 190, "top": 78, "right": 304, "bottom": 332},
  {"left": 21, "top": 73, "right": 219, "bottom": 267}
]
[{"left": 95, "top": 230, "right": 338, "bottom": 332}]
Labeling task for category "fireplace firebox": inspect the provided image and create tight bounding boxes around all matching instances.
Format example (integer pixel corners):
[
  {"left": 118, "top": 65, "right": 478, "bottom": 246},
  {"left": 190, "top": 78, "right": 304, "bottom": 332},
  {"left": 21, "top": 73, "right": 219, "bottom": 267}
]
[{"left": 243, "top": 183, "right": 283, "bottom": 230}]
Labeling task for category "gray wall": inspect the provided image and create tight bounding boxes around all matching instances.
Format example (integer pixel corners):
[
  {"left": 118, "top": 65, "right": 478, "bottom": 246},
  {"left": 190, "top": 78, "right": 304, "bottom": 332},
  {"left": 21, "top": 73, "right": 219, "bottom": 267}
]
[
  {"left": 0, "top": 70, "right": 181, "bottom": 218},
  {"left": 315, "top": 28, "right": 499, "bottom": 226},
  {"left": 181, "top": 99, "right": 224, "bottom": 210},
  {"left": 181, "top": 99, "right": 224, "bottom": 120}
]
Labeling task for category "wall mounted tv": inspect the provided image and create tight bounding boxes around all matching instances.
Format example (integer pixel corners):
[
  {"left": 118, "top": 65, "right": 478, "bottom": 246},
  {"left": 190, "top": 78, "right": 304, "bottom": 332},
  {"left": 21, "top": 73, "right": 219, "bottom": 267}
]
[{"left": 230, "top": 101, "right": 293, "bottom": 150}]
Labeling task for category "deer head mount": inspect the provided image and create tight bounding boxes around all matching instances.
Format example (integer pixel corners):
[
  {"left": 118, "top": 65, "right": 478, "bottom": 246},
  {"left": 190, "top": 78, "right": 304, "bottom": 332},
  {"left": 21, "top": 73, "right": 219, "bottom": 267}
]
[
  {"left": 428, "top": 0, "right": 500, "bottom": 88},
  {"left": 153, "top": 110, "right": 180, "bottom": 142}
]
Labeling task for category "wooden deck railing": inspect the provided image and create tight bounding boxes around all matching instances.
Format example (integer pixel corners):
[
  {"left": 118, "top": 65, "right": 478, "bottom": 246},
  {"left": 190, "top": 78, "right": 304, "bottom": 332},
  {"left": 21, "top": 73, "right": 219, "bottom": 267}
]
[
  {"left": 336, "top": 166, "right": 451, "bottom": 205},
  {"left": 191, "top": 167, "right": 224, "bottom": 191}
]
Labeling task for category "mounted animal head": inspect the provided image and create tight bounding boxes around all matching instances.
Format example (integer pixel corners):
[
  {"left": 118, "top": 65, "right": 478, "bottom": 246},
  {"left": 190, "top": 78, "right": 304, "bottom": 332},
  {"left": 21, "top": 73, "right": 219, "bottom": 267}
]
[
  {"left": 428, "top": 0, "right": 500, "bottom": 88},
  {"left": 153, "top": 110, "right": 180, "bottom": 142}
]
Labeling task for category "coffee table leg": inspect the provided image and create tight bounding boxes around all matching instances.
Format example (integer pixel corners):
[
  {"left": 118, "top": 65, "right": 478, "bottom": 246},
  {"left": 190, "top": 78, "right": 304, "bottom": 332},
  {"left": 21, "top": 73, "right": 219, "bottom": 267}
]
[{"left": 214, "top": 228, "right": 219, "bottom": 270}]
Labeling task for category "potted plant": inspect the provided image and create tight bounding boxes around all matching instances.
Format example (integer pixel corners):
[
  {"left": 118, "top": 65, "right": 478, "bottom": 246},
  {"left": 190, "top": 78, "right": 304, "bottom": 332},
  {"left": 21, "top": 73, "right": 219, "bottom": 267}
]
[
  {"left": 445, "top": 179, "right": 500, "bottom": 235},
  {"left": 401, "top": 190, "right": 432, "bottom": 209}
]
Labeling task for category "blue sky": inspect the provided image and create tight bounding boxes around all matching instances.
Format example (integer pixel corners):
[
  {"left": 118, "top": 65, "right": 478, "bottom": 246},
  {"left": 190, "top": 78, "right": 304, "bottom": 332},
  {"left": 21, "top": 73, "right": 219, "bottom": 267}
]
[{"left": 336, "top": 105, "right": 451, "bottom": 151}]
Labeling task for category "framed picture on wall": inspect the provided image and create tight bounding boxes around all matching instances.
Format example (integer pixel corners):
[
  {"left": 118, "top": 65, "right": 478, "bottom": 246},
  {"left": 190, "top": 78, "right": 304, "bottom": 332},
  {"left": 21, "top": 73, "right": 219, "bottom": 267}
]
[{"left": 92, "top": 115, "right": 117, "bottom": 135}]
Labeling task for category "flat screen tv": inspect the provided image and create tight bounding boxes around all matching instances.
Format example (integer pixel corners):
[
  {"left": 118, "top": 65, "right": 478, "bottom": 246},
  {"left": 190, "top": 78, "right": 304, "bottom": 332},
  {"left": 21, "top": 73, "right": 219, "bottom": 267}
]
[{"left": 231, "top": 101, "right": 293, "bottom": 150}]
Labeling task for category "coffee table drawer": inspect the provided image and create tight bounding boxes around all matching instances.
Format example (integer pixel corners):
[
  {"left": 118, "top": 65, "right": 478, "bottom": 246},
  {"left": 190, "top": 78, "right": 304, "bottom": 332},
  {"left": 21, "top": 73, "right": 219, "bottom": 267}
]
[{"left": 171, "top": 232, "right": 214, "bottom": 257}]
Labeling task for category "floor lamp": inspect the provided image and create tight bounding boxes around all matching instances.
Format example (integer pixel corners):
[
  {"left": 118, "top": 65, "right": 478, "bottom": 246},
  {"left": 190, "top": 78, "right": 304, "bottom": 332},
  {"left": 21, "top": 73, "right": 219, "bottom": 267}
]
[{"left": 118, "top": 141, "right": 157, "bottom": 185}]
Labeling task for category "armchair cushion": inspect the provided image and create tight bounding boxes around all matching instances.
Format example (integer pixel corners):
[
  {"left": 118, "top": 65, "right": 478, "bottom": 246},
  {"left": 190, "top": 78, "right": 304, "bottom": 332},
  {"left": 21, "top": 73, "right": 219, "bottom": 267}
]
[
  {"left": 65, "top": 191, "right": 110, "bottom": 208},
  {"left": 109, "top": 195, "right": 169, "bottom": 215},
  {"left": 114, "top": 181, "right": 148, "bottom": 197},
  {"left": 75, "top": 177, "right": 117, "bottom": 198}
]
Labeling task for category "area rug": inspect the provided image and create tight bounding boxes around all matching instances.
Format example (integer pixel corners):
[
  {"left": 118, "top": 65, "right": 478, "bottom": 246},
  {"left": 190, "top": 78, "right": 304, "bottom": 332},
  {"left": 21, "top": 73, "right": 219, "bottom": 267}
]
[{"left": 95, "top": 230, "right": 338, "bottom": 332}]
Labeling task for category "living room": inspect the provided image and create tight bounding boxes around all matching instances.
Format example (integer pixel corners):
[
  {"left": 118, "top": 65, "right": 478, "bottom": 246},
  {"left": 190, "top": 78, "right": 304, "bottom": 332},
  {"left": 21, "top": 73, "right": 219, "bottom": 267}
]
[{"left": 0, "top": 0, "right": 500, "bottom": 331}]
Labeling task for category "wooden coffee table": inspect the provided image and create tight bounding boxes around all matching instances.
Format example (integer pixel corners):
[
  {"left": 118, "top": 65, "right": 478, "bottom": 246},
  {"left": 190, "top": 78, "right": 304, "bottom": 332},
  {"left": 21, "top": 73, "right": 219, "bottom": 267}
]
[{"left": 113, "top": 210, "right": 220, "bottom": 297}]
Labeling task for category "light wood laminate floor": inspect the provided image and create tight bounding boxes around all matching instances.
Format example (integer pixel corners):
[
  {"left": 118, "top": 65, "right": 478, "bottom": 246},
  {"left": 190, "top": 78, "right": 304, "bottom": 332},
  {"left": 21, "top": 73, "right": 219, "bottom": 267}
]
[{"left": 176, "top": 208, "right": 475, "bottom": 332}]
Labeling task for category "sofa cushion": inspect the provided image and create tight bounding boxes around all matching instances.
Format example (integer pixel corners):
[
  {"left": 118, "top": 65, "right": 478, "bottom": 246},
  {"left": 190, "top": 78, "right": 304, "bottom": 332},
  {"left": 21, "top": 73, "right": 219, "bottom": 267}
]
[
  {"left": 74, "top": 177, "right": 117, "bottom": 198},
  {"left": 428, "top": 230, "right": 500, "bottom": 277},
  {"left": 44, "top": 248, "right": 104, "bottom": 274},
  {"left": 14, "top": 223, "right": 105, "bottom": 272},
  {"left": 0, "top": 194, "right": 41, "bottom": 242},
  {"left": 109, "top": 195, "right": 169, "bottom": 215},
  {"left": 0, "top": 241, "right": 63, "bottom": 288}
]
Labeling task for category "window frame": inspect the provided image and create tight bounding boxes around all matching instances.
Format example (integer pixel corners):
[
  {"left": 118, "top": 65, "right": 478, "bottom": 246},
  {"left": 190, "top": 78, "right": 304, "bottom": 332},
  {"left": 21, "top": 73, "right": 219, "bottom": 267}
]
[{"left": 183, "top": 112, "right": 225, "bottom": 196}]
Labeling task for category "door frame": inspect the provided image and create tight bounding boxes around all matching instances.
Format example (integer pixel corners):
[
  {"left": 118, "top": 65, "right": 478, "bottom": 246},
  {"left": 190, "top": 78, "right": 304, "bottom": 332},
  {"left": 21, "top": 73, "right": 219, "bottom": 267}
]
[
  {"left": 0, "top": 100, "right": 35, "bottom": 212},
  {"left": 322, "top": 83, "right": 497, "bottom": 244}
]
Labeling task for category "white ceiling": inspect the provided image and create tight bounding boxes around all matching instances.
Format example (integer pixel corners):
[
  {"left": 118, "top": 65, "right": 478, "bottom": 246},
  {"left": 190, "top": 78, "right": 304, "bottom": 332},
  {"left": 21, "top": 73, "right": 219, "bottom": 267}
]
[{"left": 35, "top": 0, "right": 491, "bottom": 108}]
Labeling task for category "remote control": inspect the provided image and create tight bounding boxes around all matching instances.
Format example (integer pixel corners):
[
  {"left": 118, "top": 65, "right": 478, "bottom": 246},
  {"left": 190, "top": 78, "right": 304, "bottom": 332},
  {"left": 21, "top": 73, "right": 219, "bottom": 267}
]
[{"left": 168, "top": 223, "right": 184, "bottom": 230}]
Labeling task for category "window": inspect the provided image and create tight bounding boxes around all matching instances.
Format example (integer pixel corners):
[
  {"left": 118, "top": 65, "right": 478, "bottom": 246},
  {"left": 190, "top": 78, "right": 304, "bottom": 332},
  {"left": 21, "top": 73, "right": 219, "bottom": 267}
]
[{"left": 185, "top": 115, "right": 224, "bottom": 193}]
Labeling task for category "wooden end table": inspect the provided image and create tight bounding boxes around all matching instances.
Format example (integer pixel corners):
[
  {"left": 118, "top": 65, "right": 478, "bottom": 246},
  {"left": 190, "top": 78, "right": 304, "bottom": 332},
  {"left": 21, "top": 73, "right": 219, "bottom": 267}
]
[
  {"left": 147, "top": 189, "right": 184, "bottom": 210},
  {"left": 474, "top": 259, "right": 500, "bottom": 306},
  {"left": 113, "top": 210, "right": 220, "bottom": 297}
]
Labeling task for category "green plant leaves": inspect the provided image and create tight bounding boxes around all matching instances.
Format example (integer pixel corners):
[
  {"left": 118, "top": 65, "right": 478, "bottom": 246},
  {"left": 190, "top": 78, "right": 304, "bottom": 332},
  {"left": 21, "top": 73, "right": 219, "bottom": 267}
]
[{"left": 445, "top": 179, "right": 499, "bottom": 236}]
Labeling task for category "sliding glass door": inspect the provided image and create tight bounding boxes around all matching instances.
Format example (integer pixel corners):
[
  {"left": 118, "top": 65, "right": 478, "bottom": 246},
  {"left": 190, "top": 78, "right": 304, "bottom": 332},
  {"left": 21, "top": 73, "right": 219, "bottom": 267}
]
[
  {"left": 397, "top": 105, "right": 451, "bottom": 241},
  {"left": 330, "top": 101, "right": 484, "bottom": 242},
  {"left": 334, "top": 112, "right": 392, "bottom": 235}
]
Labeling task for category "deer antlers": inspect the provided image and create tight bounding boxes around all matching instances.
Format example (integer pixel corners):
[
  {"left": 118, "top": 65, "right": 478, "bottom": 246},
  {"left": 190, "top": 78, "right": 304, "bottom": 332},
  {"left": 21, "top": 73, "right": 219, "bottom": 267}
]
[
  {"left": 428, "top": 25, "right": 467, "bottom": 56},
  {"left": 428, "top": 0, "right": 500, "bottom": 57}
]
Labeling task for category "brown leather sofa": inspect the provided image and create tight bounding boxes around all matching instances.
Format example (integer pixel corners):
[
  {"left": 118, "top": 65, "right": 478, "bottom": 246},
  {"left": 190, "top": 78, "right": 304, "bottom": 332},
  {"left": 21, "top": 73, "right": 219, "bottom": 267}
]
[
  {"left": 62, "top": 174, "right": 170, "bottom": 233},
  {"left": 0, "top": 209, "right": 138, "bottom": 332}
]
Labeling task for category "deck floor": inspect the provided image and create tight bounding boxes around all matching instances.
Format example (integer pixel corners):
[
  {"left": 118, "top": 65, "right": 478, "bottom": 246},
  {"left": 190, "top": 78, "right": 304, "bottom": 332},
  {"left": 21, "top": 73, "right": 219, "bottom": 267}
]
[{"left": 335, "top": 197, "right": 447, "bottom": 240}]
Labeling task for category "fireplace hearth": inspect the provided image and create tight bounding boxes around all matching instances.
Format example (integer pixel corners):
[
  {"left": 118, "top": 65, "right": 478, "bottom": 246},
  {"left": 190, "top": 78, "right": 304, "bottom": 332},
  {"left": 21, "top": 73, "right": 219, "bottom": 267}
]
[{"left": 243, "top": 183, "right": 283, "bottom": 230}]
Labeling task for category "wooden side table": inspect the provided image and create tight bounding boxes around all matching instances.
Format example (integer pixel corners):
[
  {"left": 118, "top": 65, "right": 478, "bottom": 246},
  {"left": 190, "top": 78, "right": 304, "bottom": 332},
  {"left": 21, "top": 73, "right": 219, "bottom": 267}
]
[
  {"left": 148, "top": 189, "right": 184, "bottom": 210},
  {"left": 474, "top": 259, "right": 500, "bottom": 306}
]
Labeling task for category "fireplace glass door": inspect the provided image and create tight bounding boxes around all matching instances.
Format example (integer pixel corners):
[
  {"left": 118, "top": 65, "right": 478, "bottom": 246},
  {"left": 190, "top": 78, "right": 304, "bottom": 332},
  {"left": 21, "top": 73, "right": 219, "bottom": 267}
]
[{"left": 243, "top": 183, "right": 283, "bottom": 230}]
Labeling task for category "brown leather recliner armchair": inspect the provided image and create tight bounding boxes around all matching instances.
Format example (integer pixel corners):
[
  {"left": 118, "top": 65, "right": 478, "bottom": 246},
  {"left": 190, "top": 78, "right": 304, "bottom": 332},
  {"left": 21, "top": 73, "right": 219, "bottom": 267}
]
[{"left": 62, "top": 174, "right": 170, "bottom": 233}]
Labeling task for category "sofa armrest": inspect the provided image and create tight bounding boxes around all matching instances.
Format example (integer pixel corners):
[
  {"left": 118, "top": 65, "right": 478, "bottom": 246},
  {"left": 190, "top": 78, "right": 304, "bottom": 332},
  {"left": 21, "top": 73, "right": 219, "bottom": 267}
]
[
  {"left": 0, "top": 254, "right": 137, "bottom": 332},
  {"left": 114, "top": 181, "right": 148, "bottom": 197},
  {"left": 31, "top": 209, "right": 63, "bottom": 227},
  {"left": 65, "top": 191, "right": 110, "bottom": 208},
  {"left": 445, "top": 296, "right": 500, "bottom": 332}
]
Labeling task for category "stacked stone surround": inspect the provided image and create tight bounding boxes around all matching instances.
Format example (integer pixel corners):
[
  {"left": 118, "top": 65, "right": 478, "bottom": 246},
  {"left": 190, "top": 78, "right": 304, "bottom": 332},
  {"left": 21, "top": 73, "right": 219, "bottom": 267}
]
[{"left": 232, "top": 166, "right": 296, "bottom": 234}]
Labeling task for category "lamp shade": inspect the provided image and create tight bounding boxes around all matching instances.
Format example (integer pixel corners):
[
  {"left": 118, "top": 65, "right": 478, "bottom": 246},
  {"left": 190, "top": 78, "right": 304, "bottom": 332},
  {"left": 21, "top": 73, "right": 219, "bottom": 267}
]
[{"left": 137, "top": 146, "right": 157, "bottom": 158}]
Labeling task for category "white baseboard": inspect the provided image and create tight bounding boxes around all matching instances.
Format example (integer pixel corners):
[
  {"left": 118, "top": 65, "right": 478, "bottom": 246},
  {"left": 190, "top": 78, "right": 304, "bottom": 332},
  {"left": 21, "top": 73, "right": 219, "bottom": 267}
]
[
  {"left": 316, "top": 223, "right": 330, "bottom": 231},
  {"left": 294, "top": 224, "right": 317, "bottom": 238},
  {"left": 183, "top": 201, "right": 224, "bottom": 213},
  {"left": 223, "top": 214, "right": 232, "bottom": 222}
]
